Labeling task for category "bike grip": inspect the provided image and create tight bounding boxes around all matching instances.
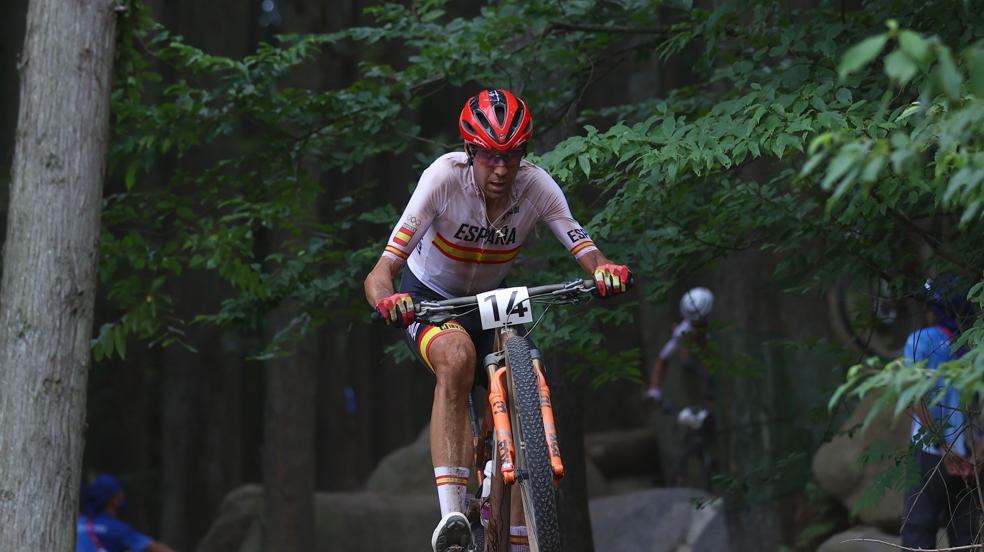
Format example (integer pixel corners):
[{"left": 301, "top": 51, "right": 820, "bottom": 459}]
[{"left": 370, "top": 310, "right": 383, "bottom": 323}]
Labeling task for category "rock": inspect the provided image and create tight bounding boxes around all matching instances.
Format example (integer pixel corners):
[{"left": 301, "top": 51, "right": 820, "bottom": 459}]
[
  {"left": 195, "top": 485, "right": 263, "bottom": 552},
  {"left": 590, "top": 487, "right": 729, "bottom": 552},
  {"left": 813, "top": 393, "right": 910, "bottom": 531},
  {"left": 585, "top": 428, "right": 662, "bottom": 479},
  {"left": 367, "top": 422, "right": 613, "bottom": 498},
  {"left": 690, "top": 497, "right": 728, "bottom": 552},
  {"left": 366, "top": 424, "right": 437, "bottom": 495},
  {"left": 585, "top": 455, "right": 612, "bottom": 498},
  {"left": 817, "top": 526, "right": 948, "bottom": 552},
  {"left": 195, "top": 485, "right": 439, "bottom": 552},
  {"left": 313, "top": 492, "right": 440, "bottom": 551}
]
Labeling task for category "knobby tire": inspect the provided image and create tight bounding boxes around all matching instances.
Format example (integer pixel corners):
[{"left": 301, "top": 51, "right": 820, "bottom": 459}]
[{"left": 505, "top": 336, "right": 561, "bottom": 552}]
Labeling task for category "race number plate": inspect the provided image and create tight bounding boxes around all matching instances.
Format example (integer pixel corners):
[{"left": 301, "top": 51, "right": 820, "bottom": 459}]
[{"left": 476, "top": 287, "right": 533, "bottom": 330}]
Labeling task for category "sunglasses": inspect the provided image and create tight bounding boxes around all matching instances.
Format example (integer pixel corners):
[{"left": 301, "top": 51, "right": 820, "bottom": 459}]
[{"left": 470, "top": 146, "right": 526, "bottom": 167}]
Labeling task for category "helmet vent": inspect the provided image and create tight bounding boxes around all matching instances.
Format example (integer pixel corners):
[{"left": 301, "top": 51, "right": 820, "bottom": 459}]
[
  {"left": 493, "top": 103, "right": 507, "bottom": 126},
  {"left": 473, "top": 110, "right": 497, "bottom": 142},
  {"left": 506, "top": 103, "right": 525, "bottom": 141}
]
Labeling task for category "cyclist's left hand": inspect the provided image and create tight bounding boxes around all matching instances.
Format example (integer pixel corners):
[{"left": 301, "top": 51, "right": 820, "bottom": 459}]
[{"left": 594, "top": 264, "right": 631, "bottom": 297}]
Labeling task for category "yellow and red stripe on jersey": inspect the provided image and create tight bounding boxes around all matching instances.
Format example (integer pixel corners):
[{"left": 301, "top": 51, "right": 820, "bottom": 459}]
[
  {"left": 435, "top": 474, "right": 470, "bottom": 487},
  {"left": 510, "top": 534, "right": 529, "bottom": 546},
  {"left": 393, "top": 224, "right": 415, "bottom": 246},
  {"left": 419, "top": 321, "right": 468, "bottom": 372},
  {"left": 384, "top": 245, "right": 409, "bottom": 260},
  {"left": 570, "top": 240, "right": 596, "bottom": 256},
  {"left": 432, "top": 233, "right": 521, "bottom": 264}
]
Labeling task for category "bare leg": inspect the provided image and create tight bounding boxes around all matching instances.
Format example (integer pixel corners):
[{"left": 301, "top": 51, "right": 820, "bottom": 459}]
[{"left": 429, "top": 332, "right": 477, "bottom": 480}]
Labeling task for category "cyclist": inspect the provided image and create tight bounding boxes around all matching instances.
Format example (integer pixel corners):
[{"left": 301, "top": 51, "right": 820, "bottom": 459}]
[
  {"left": 642, "top": 287, "right": 716, "bottom": 489},
  {"left": 644, "top": 287, "right": 714, "bottom": 413},
  {"left": 364, "top": 88, "right": 631, "bottom": 552},
  {"left": 76, "top": 474, "right": 177, "bottom": 552},
  {"left": 901, "top": 276, "right": 981, "bottom": 549}
]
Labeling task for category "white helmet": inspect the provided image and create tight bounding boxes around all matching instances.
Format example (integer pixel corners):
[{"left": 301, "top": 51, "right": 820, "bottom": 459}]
[{"left": 680, "top": 287, "right": 714, "bottom": 321}]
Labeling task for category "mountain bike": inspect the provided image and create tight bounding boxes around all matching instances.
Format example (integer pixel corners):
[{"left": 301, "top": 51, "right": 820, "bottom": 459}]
[
  {"left": 827, "top": 272, "right": 917, "bottom": 358},
  {"left": 376, "top": 278, "right": 605, "bottom": 551},
  {"left": 657, "top": 400, "right": 716, "bottom": 492}
]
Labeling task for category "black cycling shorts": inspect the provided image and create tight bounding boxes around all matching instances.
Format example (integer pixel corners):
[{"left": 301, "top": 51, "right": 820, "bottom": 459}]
[{"left": 399, "top": 269, "right": 498, "bottom": 377}]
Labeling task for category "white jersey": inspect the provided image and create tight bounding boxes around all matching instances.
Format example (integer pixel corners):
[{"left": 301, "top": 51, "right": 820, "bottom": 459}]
[
  {"left": 381, "top": 152, "right": 598, "bottom": 298},
  {"left": 658, "top": 319, "right": 694, "bottom": 361}
]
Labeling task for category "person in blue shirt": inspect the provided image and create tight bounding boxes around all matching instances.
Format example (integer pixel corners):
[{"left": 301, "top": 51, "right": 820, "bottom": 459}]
[
  {"left": 901, "top": 277, "right": 981, "bottom": 549},
  {"left": 76, "top": 474, "right": 177, "bottom": 552}
]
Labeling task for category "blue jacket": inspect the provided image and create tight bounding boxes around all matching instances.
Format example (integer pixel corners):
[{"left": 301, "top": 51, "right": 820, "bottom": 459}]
[
  {"left": 906, "top": 325, "right": 967, "bottom": 456},
  {"left": 76, "top": 514, "right": 152, "bottom": 552}
]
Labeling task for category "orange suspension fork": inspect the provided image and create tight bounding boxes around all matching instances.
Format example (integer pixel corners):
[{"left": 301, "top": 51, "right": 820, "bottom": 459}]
[
  {"left": 532, "top": 357, "right": 564, "bottom": 482},
  {"left": 488, "top": 365, "right": 517, "bottom": 485}
]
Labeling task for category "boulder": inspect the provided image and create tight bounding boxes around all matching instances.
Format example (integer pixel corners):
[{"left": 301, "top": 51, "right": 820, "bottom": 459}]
[
  {"left": 195, "top": 485, "right": 263, "bottom": 552},
  {"left": 367, "top": 422, "right": 613, "bottom": 499},
  {"left": 813, "top": 394, "right": 910, "bottom": 531},
  {"left": 195, "top": 485, "right": 440, "bottom": 552},
  {"left": 366, "top": 424, "right": 435, "bottom": 495},
  {"left": 200, "top": 484, "right": 724, "bottom": 552},
  {"left": 585, "top": 428, "right": 662, "bottom": 479},
  {"left": 313, "top": 491, "right": 440, "bottom": 551},
  {"left": 590, "top": 487, "right": 729, "bottom": 552}
]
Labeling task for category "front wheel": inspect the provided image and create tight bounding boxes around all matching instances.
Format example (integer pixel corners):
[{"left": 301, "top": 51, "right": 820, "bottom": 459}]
[{"left": 505, "top": 336, "right": 561, "bottom": 552}]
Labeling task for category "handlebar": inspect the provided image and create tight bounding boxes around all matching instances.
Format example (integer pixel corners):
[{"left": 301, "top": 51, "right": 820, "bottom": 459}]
[{"left": 370, "top": 274, "right": 635, "bottom": 324}]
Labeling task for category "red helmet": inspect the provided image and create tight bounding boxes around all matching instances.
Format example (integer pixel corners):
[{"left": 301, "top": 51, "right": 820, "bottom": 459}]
[{"left": 459, "top": 89, "right": 533, "bottom": 151}]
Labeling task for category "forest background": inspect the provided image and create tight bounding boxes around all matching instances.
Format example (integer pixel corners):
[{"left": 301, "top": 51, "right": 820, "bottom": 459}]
[{"left": 0, "top": 0, "right": 983, "bottom": 551}]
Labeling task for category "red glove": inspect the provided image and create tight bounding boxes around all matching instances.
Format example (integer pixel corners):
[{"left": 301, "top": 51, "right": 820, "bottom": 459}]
[
  {"left": 376, "top": 293, "right": 416, "bottom": 327},
  {"left": 594, "top": 264, "right": 631, "bottom": 298}
]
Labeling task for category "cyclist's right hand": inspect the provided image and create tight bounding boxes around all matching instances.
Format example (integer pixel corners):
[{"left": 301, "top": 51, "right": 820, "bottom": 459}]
[{"left": 376, "top": 293, "right": 415, "bottom": 327}]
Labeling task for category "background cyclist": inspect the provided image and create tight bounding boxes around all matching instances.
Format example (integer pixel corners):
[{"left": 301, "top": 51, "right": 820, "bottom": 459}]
[
  {"left": 644, "top": 287, "right": 717, "bottom": 488},
  {"left": 76, "top": 474, "right": 177, "bottom": 552},
  {"left": 901, "top": 276, "right": 981, "bottom": 549},
  {"left": 645, "top": 287, "right": 715, "bottom": 416},
  {"left": 363, "top": 88, "right": 631, "bottom": 552}
]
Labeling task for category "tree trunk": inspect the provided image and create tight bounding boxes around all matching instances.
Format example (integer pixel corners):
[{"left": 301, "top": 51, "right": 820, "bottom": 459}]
[
  {"left": 548, "top": 352, "right": 595, "bottom": 552},
  {"left": 262, "top": 305, "right": 317, "bottom": 552},
  {"left": 0, "top": 0, "right": 117, "bottom": 550}
]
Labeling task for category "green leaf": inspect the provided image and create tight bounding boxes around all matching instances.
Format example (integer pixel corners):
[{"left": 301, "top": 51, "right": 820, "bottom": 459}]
[
  {"left": 898, "top": 30, "right": 932, "bottom": 66},
  {"left": 835, "top": 88, "right": 853, "bottom": 105},
  {"left": 839, "top": 34, "right": 888, "bottom": 79},
  {"left": 860, "top": 156, "right": 886, "bottom": 183},
  {"left": 937, "top": 48, "right": 964, "bottom": 101},
  {"left": 114, "top": 325, "right": 127, "bottom": 360},
  {"left": 420, "top": 8, "right": 445, "bottom": 22},
  {"left": 125, "top": 162, "right": 138, "bottom": 191},
  {"left": 884, "top": 50, "right": 918, "bottom": 85},
  {"left": 578, "top": 154, "right": 591, "bottom": 178},
  {"left": 821, "top": 149, "right": 857, "bottom": 191},
  {"left": 896, "top": 102, "right": 922, "bottom": 122},
  {"left": 801, "top": 152, "right": 826, "bottom": 176},
  {"left": 969, "top": 47, "right": 984, "bottom": 97},
  {"left": 661, "top": 115, "right": 676, "bottom": 137}
]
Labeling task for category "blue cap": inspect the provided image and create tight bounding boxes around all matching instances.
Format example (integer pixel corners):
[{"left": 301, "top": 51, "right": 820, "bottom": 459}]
[{"left": 82, "top": 474, "right": 123, "bottom": 516}]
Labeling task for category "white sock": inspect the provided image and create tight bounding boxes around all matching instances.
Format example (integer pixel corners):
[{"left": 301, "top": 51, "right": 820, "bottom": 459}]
[
  {"left": 510, "top": 525, "right": 529, "bottom": 551},
  {"left": 434, "top": 466, "right": 470, "bottom": 517}
]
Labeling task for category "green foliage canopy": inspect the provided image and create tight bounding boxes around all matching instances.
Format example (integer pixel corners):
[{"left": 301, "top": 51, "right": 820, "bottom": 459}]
[{"left": 99, "top": 0, "right": 983, "bottom": 411}]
